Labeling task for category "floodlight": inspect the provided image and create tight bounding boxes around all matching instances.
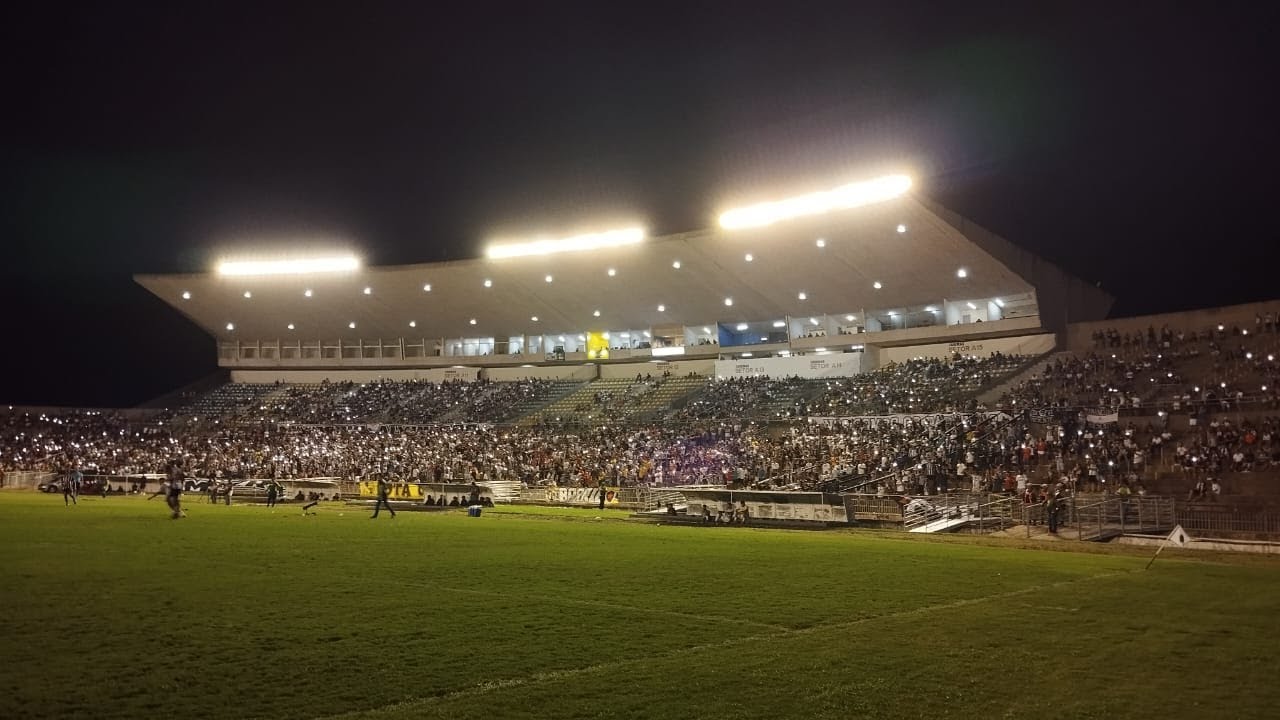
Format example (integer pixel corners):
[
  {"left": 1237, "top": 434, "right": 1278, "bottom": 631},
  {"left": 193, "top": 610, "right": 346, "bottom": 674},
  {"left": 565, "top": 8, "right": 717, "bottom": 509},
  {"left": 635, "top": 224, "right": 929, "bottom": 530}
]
[
  {"left": 216, "top": 255, "right": 360, "bottom": 276},
  {"left": 181, "top": 291, "right": 191, "bottom": 300},
  {"left": 798, "top": 292, "right": 807, "bottom": 300},
  {"left": 485, "top": 227, "right": 645, "bottom": 259},
  {"left": 873, "top": 281, "right": 882, "bottom": 289},
  {"left": 956, "top": 268, "right": 968, "bottom": 278},
  {"left": 657, "top": 304, "right": 665, "bottom": 312},
  {"left": 718, "top": 174, "right": 913, "bottom": 230},
  {"left": 724, "top": 297, "right": 733, "bottom": 306},
  {"left": 607, "top": 268, "right": 616, "bottom": 277}
]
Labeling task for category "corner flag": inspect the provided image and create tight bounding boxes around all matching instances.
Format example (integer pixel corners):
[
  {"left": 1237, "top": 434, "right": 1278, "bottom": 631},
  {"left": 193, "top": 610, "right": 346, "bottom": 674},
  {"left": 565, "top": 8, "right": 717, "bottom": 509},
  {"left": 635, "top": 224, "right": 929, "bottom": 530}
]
[{"left": 1146, "top": 524, "right": 1191, "bottom": 569}]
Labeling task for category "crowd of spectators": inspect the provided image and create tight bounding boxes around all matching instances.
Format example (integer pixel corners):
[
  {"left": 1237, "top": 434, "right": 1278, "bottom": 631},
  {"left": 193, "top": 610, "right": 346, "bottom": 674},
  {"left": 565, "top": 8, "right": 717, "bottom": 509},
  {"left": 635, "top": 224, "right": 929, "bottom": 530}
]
[
  {"left": 171, "top": 378, "right": 569, "bottom": 426},
  {"left": 674, "top": 376, "right": 813, "bottom": 421},
  {"left": 7, "top": 326, "right": 1280, "bottom": 504},
  {"left": 1002, "top": 319, "right": 1280, "bottom": 413},
  {"left": 806, "top": 353, "right": 1026, "bottom": 416}
]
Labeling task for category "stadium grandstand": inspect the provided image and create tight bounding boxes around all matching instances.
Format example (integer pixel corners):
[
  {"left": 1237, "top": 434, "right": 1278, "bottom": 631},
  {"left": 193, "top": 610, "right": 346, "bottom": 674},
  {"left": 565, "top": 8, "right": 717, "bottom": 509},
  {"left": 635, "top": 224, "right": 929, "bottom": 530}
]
[{"left": 4, "top": 173, "right": 1279, "bottom": 542}]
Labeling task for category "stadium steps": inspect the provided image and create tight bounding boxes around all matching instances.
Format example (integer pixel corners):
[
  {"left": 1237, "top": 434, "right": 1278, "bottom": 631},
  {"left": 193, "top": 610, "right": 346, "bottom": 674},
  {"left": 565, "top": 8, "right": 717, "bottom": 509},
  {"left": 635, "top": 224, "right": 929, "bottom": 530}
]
[
  {"left": 625, "top": 376, "right": 709, "bottom": 421},
  {"left": 977, "top": 350, "right": 1074, "bottom": 405},
  {"left": 760, "top": 380, "right": 828, "bottom": 418},
  {"left": 502, "top": 380, "right": 589, "bottom": 424},
  {"left": 518, "top": 378, "right": 634, "bottom": 426}
]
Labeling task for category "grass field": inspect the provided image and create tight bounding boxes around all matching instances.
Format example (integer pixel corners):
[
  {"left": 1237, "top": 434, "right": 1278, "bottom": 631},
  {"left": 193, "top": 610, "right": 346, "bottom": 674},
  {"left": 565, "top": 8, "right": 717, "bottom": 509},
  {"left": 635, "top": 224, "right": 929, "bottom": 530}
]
[{"left": 1, "top": 492, "right": 1278, "bottom": 720}]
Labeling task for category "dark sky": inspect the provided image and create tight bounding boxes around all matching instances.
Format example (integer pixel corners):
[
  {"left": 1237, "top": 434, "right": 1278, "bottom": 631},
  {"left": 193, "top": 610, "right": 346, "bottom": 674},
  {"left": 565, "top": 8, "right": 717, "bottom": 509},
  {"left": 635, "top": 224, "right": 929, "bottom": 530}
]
[{"left": 3, "top": 3, "right": 1276, "bottom": 407}]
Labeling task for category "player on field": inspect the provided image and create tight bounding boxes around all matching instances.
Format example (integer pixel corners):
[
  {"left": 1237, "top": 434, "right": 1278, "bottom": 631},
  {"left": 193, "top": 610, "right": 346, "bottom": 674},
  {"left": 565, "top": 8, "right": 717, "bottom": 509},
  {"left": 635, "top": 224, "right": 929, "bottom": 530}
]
[
  {"left": 64, "top": 464, "right": 82, "bottom": 506},
  {"left": 371, "top": 473, "right": 396, "bottom": 519},
  {"left": 165, "top": 460, "right": 186, "bottom": 519}
]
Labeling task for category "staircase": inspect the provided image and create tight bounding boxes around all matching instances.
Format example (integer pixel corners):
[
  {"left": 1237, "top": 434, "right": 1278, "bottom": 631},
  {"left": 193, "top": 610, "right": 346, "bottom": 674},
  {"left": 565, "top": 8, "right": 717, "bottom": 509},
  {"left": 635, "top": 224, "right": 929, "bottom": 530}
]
[
  {"left": 1067, "top": 496, "right": 1176, "bottom": 540},
  {"left": 976, "top": 350, "right": 1072, "bottom": 405},
  {"left": 903, "top": 492, "right": 1022, "bottom": 533}
]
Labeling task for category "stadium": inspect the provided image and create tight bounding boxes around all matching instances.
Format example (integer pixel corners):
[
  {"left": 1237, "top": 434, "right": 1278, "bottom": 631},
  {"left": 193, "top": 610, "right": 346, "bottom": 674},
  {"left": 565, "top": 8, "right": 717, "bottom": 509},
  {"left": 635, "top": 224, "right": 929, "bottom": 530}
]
[{"left": 4, "top": 167, "right": 1280, "bottom": 719}]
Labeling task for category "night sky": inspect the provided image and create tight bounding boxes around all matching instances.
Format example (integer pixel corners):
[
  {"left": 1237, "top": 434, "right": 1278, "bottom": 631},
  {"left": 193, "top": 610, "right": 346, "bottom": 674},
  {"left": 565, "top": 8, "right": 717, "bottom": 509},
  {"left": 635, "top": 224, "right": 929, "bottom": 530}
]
[{"left": 3, "top": 3, "right": 1276, "bottom": 407}]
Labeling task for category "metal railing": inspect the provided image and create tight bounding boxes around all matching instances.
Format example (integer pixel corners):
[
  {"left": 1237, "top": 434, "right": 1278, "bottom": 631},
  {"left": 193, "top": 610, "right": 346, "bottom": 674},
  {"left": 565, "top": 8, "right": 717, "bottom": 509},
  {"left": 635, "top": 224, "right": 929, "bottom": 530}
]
[
  {"left": 1069, "top": 496, "right": 1175, "bottom": 540},
  {"left": 1177, "top": 508, "right": 1280, "bottom": 535},
  {"left": 901, "top": 492, "right": 1019, "bottom": 532}
]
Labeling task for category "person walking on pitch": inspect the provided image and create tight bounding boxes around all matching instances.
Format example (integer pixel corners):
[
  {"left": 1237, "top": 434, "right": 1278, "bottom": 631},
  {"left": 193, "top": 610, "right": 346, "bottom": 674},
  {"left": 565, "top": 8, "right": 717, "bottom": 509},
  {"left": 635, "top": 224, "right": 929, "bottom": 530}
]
[{"left": 371, "top": 474, "right": 396, "bottom": 519}]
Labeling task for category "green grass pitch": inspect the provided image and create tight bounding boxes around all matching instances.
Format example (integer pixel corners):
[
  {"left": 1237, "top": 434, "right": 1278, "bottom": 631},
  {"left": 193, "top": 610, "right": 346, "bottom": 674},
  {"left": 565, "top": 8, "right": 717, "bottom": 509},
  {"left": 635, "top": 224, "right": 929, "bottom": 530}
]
[{"left": 1, "top": 492, "right": 1278, "bottom": 720}]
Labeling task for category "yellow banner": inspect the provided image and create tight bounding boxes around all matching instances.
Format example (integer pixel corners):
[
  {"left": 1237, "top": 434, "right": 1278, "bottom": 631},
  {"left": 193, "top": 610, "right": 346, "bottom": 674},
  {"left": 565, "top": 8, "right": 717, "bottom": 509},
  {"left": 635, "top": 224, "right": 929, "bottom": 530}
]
[
  {"left": 358, "top": 481, "right": 423, "bottom": 499},
  {"left": 586, "top": 331, "right": 610, "bottom": 360}
]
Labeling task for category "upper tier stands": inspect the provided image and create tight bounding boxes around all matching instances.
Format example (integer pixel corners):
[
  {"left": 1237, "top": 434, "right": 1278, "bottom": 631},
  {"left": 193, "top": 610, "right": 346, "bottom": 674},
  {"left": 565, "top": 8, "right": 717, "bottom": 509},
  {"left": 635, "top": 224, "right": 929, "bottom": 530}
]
[{"left": 998, "top": 321, "right": 1280, "bottom": 413}]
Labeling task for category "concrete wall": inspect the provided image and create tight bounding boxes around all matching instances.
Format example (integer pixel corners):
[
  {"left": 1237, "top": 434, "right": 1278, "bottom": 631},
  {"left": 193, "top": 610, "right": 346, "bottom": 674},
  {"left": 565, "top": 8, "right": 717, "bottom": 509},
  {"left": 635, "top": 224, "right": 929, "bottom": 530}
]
[
  {"left": 598, "top": 359, "right": 715, "bottom": 378},
  {"left": 230, "top": 368, "right": 480, "bottom": 384},
  {"left": 713, "top": 354, "right": 862, "bottom": 379},
  {"left": 917, "top": 197, "right": 1114, "bottom": 331},
  {"left": 876, "top": 333, "right": 1056, "bottom": 364},
  {"left": 484, "top": 365, "right": 598, "bottom": 381}
]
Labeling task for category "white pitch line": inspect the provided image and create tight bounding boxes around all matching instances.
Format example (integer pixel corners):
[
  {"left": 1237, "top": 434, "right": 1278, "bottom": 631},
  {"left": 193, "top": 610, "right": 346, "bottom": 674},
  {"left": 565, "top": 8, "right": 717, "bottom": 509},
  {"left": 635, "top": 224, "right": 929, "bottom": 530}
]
[{"left": 315, "top": 569, "right": 1133, "bottom": 720}]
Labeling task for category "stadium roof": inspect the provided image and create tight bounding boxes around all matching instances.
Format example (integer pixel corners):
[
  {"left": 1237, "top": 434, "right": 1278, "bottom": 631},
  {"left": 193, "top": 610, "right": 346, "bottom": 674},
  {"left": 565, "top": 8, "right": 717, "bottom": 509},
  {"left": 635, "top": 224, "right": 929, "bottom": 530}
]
[{"left": 136, "top": 194, "right": 1110, "bottom": 342}]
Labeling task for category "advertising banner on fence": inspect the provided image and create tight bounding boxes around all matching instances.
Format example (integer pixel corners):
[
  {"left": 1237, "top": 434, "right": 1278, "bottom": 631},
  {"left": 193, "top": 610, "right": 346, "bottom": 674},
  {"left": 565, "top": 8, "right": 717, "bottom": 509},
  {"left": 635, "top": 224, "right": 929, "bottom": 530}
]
[{"left": 1086, "top": 409, "right": 1120, "bottom": 424}]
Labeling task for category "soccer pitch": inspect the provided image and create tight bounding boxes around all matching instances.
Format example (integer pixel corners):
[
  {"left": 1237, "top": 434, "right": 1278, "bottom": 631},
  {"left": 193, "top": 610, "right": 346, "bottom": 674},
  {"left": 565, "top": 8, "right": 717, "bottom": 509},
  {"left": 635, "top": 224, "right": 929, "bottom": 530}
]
[{"left": 1, "top": 494, "right": 1277, "bottom": 720}]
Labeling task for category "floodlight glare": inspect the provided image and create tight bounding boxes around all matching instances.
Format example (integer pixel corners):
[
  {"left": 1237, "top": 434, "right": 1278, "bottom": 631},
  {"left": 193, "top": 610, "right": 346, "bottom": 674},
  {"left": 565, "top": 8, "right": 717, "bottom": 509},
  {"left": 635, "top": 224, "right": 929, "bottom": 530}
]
[
  {"left": 485, "top": 227, "right": 645, "bottom": 259},
  {"left": 718, "top": 174, "right": 913, "bottom": 230},
  {"left": 216, "top": 255, "right": 360, "bottom": 276}
]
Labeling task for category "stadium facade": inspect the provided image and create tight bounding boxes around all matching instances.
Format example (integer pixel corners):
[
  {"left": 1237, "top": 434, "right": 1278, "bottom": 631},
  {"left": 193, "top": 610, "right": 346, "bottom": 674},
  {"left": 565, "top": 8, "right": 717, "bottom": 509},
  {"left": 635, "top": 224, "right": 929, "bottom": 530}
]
[{"left": 136, "top": 188, "right": 1112, "bottom": 382}]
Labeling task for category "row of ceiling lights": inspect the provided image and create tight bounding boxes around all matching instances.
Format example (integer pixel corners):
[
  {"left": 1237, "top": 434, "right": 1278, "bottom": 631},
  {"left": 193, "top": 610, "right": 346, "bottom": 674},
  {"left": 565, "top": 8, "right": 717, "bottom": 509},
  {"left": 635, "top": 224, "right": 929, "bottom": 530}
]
[
  {"left": 191, "top": 269, "right": 974, "bottom": 307},
  {"left": 187, "top": 224, "right": 927, "bottom": 303}
]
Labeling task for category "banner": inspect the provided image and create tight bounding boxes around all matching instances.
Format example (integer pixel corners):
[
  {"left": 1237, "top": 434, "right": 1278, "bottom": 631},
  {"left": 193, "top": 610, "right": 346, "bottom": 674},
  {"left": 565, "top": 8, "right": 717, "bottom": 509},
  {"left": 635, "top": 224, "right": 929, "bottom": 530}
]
[
  {"left": 545, "top": 486, "right": 620, "bottom": 506},
  {"left": 358, "top": 481, "right": 423, "bottom": 499},
  {"left": 586, "top": 332, "right": 610, "bottom": 360},
  {"left": 1028, "top": 407, "right": 1061, "bottom": 425},
  {"left": 807, "top": 412, "right": 1010, "bottom": 427},
  {"left": 1086, "top": 409, "right": 1120, "bottom": 424}
]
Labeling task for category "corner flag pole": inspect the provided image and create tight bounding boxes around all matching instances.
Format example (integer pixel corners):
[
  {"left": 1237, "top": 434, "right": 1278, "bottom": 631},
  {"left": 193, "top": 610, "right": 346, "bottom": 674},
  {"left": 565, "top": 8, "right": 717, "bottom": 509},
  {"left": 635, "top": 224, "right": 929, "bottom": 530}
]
[{"left": 1146, "top": 524, "right": 1188, "bottom": 570}]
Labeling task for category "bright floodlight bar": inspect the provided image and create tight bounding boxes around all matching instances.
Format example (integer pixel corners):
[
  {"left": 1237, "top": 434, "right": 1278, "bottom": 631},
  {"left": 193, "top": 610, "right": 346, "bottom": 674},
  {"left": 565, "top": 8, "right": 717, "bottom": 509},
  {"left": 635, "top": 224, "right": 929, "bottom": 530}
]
[
  {"left": 718, "top": 174, "right": 913, "bottom": 230},
  {"left": 216, "top": 255, "right": 361, "bottom": 276},
  {"left": 485, "top": 227, "right": 645, "bottom": 260}
]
